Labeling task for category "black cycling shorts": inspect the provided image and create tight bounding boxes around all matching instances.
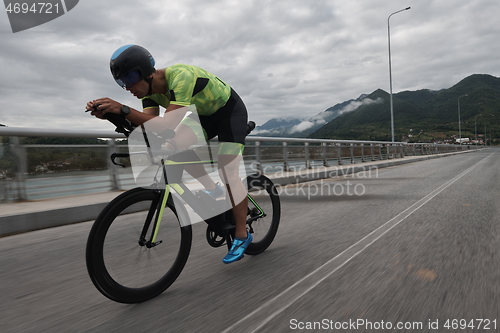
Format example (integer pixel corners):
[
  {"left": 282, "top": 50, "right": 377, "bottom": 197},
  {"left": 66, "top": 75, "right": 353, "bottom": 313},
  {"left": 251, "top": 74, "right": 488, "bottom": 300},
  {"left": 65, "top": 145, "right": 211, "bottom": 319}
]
[{"left": 197, "top": 88, "right": 248, "bottom": 145}]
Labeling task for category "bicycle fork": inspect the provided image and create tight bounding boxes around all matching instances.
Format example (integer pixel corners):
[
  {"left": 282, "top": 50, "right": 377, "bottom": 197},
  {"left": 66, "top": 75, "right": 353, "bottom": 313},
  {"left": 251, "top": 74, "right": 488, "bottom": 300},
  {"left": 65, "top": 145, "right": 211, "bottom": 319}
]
[
  {"left": 138, "top": 186, "right": 171, "bottom": 248},
  {"left": 138, "top": 157, "right": 184, "bottom": 248}
]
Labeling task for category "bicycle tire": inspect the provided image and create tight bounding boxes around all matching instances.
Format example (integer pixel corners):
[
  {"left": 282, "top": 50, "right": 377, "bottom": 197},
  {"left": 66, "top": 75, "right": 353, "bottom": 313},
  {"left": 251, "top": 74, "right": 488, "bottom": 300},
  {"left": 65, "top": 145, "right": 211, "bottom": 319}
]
[
  {"left": 244, "top": 174, "right": 281, "bottom": 255},
  {"left": 86, "top": 187, "right": 192, "bottom": 303}
]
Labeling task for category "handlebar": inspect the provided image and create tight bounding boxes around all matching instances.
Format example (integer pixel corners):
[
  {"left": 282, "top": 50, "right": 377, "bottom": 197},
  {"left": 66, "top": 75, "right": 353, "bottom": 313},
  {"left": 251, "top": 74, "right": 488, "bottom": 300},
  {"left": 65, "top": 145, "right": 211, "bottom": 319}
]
[
  {"left": 110, "top": 153, "right": 131, "bottom": 167},
  {"left": 85, "top": 104, "right": 137, "bottom": 137},
  {"left": 103, "top": 113, "right": 136, "bottom": 137}
]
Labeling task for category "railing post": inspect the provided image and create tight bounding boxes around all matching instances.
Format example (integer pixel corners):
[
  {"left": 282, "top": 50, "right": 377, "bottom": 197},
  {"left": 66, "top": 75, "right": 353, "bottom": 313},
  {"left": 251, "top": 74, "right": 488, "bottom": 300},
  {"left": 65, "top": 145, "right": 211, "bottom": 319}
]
[
  {"left": 108, "top": 139, "right": 120, "bottom": 191},
  {"left": 322, "top": 142, "right": 328, "bottom": 167},
  {"left": 338, "top": 143, "right": 343, "bottom": 165},
  {"left": 305, "top": 142, "right": 311, "bottom": 169},
  {"left": 255, "top": 141, "right": 263, "bottom": 174},
  {"left": 350, "top": 143, "right": 354, "bottom": 164},
  {"left": 370, "top": 143, "right": 375, "bottom": 161},
  {"left": 10, "top": 136, "right": 28, "bottom": 201},
  {"left": 283, "top": 142, "right": 289, "bottom": 171}
]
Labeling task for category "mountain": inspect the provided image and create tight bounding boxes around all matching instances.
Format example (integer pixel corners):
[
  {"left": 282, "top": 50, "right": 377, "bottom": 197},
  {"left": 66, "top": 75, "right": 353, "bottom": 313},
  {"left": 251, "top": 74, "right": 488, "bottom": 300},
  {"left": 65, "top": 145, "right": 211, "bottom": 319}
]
[
  {"left": 255, "top": 94, "right": 377, "bottom": 137},
  {"left": 310, "top": 74, "right": 500, "bottom": 142},
  {"left": 254, "top": 117, "right": 303, "bottom": 136}
]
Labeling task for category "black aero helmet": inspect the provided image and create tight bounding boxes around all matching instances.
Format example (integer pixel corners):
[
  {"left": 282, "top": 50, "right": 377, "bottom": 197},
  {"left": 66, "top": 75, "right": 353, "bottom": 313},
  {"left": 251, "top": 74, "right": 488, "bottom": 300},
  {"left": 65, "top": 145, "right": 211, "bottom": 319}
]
[{"left": 110, "top": 44, "right": 155, "bottom": 88}]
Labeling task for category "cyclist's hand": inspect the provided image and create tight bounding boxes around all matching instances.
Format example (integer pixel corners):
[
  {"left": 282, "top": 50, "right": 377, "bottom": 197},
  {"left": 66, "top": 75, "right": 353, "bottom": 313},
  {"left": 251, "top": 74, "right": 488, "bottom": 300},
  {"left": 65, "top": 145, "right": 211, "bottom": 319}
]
[
  {"left": 87, "top": 98, "right": 122, "bottom": 119},
  {"left": 86, "top": 100, "right": 103, "bottom": 119}
]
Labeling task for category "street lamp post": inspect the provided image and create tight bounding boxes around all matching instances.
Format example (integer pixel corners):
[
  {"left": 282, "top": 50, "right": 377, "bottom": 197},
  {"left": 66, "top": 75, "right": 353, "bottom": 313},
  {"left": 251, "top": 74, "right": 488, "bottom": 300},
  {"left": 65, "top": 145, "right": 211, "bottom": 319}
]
[
  {"left": 458, "top": 94, "right": 467, "bottom": 144},
  {"left": 388, "top": 7, "right": 410, "bottom": 142},
  {"left": 484, "top": 123, "right": 487, "bottom": 146},
  {"left": 475, "top": 115, "right": 478, "bottom": 147}
]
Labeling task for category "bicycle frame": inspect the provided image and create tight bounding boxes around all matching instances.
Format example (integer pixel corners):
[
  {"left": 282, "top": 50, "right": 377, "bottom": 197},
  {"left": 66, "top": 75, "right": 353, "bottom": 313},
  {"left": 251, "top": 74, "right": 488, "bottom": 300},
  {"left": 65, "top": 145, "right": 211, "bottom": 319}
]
[
  {"left": 110, "top": 120, "right": 265, "bottom": 249},
  {"left": 141, "top": 156, "right": 266, "bottom": 250}
]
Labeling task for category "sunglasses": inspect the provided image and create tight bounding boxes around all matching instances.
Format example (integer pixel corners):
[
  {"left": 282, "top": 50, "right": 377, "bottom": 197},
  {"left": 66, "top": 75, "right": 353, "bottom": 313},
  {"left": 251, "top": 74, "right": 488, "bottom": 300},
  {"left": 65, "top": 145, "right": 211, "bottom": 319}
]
[{"left": 115, "top": 71, "right": 142, "bottom": 89}]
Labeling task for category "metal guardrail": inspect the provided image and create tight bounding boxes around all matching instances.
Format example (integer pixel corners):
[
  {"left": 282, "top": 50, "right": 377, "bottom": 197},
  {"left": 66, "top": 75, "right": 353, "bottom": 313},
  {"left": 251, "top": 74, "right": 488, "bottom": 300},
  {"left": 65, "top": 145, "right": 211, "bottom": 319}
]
[{"left": 0, "top": 126, "right": 470, "bottom": 202}]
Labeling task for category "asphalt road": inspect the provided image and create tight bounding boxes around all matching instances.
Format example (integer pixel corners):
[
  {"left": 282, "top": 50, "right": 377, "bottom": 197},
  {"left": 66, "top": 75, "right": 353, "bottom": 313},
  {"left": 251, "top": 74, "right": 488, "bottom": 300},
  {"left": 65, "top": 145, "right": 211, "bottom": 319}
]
[{"left": 1, "top": 148, "right": 499, "bottom": 332}]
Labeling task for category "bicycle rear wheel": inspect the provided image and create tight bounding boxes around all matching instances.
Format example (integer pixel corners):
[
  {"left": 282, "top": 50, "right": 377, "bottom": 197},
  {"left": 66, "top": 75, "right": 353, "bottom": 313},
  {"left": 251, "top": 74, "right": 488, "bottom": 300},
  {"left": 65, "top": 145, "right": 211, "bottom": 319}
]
[
  {"left": 86, "top": 187, "right": 192, "bottom": 303},
  {"left": 244, "top": 174, "right": 281, "bottom": 255}
]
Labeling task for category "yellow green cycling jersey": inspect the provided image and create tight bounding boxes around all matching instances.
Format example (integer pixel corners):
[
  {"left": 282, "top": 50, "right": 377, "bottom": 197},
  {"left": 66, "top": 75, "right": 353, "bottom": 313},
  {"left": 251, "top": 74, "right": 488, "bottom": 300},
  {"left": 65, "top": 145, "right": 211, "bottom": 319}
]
[{"left": 142, "top": 64, "right": 231, "bottom": 116}]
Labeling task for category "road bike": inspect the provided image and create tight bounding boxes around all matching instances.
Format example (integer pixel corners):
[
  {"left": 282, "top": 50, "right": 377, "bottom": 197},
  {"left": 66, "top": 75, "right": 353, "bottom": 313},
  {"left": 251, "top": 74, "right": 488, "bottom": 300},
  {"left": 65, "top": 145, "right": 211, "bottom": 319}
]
[{"left": 85, "top": 113, "right": 281, "bottom": 303}]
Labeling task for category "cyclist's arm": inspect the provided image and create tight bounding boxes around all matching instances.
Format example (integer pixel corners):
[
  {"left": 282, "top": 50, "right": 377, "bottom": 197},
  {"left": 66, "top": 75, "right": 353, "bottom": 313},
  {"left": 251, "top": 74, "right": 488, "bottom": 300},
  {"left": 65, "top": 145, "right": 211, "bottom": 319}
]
[
  {"left": 90, "top": 97, "right": 156, "bottom": 126},
  {"left": 126, "top": 104, "right": 185, "bottom": 127},
  {"left": 124, "top": 107, "right": 157, "bottom": 126},
  {"left": 142, "top": 97, "right": 160, "bottom": 117},
  {"left": 155, "top": 104, "right": 187, "bottom": 129},
  {"left": 129, "top": 104, "right": 187, "bottom": 137},
  {"left": 143, "top": 107, "right": 160, "bottom": 116},
  {"left": 90, "top": 97, "right": 187, "bottom": 129}
]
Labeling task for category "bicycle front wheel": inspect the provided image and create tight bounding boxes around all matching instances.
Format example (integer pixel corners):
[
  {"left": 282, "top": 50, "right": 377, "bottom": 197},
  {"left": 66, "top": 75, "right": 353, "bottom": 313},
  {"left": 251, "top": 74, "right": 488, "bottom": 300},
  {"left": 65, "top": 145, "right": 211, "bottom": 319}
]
[
  {"left": 245, "top": 174, "right": 281, "bottom": 255},
  {"left": 86, "top": 188, "right": 192, "bottom": 303}
]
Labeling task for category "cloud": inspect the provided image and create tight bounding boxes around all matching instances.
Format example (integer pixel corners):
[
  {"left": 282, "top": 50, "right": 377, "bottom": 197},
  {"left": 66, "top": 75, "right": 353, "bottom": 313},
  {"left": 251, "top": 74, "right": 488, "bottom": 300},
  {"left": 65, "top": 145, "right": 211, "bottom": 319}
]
[
  {"left": 338, "top": 97, "right": 384, "bottom": 115},
  {"left": 289, "top": 115, "right": 327, "bottom": 134},
  {"left": 289, "top": 97, "right": 383, "bottom": 133},
  {"left": 290, "top": 121, "right": 315, "bottom": 133}
]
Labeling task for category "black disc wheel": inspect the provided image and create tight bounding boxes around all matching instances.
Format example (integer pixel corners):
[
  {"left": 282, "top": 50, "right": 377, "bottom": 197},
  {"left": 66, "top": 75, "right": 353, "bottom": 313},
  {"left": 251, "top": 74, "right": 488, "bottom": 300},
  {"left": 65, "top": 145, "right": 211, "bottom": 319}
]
[{"left": 86, "top": 188, "right": 192, "bottom": 303}]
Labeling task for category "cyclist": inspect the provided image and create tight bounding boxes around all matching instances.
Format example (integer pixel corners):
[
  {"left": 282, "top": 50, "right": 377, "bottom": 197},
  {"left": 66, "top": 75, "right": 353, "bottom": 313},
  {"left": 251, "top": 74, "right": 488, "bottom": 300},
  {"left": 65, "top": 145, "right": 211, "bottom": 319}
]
[{"left": 86, "top": 44, "right": 251, "bottom": 264}]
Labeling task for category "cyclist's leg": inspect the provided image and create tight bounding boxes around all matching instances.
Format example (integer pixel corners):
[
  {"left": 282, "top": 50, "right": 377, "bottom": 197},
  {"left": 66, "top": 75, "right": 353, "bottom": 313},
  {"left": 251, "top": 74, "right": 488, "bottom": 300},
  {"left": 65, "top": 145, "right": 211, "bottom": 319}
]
[
  {"left": 218, "top": 147, "right": 248, "bottom": 238},
  {"left": 208, "top": 88, "right": 252, "bottom": 262},
  {"left": 219, "top": 151, "right": 250, "bottom": 263},
  {"left": 169, "top": 119, "right": 218, "bottom": 191}
]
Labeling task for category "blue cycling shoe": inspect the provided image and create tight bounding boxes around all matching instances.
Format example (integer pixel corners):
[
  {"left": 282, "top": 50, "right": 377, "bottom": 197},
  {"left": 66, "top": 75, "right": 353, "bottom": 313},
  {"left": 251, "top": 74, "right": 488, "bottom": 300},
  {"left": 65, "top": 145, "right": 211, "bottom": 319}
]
[
  {"left": 222, "top": 233, "right": 253, "bottom": 264},
  {"left": 205, "top": 183, "right": 224, "bottom": 199}
]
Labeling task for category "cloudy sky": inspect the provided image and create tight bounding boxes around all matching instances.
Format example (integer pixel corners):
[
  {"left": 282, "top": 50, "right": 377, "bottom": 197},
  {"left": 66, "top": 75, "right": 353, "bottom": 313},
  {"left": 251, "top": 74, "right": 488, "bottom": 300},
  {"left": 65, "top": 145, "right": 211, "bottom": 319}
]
[{"left": 1, "top": 0, "right": 499, "bottom": 132}]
